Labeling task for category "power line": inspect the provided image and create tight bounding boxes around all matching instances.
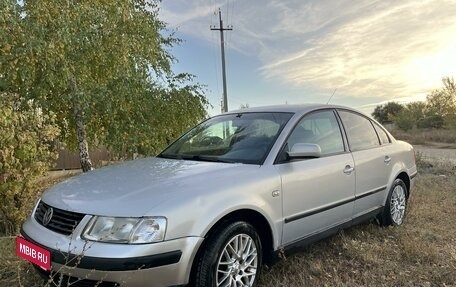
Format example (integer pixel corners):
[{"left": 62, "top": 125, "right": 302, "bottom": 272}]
[{"left": 228, "top": 0, "right": 235, "bottom": 47}]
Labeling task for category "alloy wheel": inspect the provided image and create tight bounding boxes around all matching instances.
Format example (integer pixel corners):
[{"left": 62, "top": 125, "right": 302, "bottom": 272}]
[
  {"left": 216, "top": 233, "right": 258, "bottom": 287},
  {"left": 390, "top": 185, "right": 406, "bottom": 225}
]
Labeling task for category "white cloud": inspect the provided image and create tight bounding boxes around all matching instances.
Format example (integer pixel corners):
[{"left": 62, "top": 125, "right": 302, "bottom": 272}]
[
  {"left": 160, "top": 0, "right": 456, "bottom": 103},
  {"left": 258, "top": 0, "right": 456, "bottom": 99},
  {"left": 159, "top": 1, "right": 213, "bottom": 28}
]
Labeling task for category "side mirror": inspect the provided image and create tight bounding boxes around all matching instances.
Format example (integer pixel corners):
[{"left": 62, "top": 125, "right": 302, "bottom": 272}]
[{"left": 287, "top": 143, "right": 321, "bottom": 159}]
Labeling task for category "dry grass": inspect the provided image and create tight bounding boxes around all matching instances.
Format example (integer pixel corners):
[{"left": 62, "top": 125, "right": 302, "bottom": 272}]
[
  {"left": 0, "top": 236, "right": 43, "bottom": 287},
  {"left": 391, "top": 128, "right": 456, "bottom": 147},
  {"left": 1, "top": 164, "right": 455, "bottom": 287}
]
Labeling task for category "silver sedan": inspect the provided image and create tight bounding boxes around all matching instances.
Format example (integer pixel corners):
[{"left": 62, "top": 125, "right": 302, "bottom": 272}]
[{"left": 19, "top": 104, "right": 417, "bottom": 287}]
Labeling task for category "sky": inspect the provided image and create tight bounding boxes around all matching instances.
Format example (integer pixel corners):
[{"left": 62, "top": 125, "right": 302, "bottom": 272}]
[{"left": 159, "top": 0, "right": 456, "bottom": 116}]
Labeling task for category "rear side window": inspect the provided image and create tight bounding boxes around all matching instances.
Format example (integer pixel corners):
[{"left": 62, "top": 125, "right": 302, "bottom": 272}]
[
  {"left": 338, "top": 110, "right": 380, "bottom": 151},
  {"left": 372, "top": 122, "right": 391, "bottom": 145}
]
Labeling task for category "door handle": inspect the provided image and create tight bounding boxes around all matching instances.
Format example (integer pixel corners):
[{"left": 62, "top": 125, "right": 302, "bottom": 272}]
[
  {"left": 384, "top": 156, "right": 392, "bottom": 164},
  {"left": 343, "top": 165, "right": 354, "bottom": 175}
]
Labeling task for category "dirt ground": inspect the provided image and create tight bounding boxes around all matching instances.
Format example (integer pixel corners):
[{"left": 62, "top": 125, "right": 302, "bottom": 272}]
[{"left": 414, "top": 145, "right": 456, "bottom": 165}]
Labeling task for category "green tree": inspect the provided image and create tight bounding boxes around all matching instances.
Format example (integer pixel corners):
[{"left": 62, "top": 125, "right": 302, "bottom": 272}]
[
  {"left": 1, "top": 0, "right": 208, "bottom": 171},
  {"left": 426, "top": 77, "right": 456, "bottom": 128},
  {"left": 99, "top": 76, "right": 208, "bottom": 157},
  {"left": 0, "top": 93, "right": 59, "bottom": 233},
  {"left": 392, "top": 102, "right": 427, "bottom": 130},
  {"left": 405, "top": 101, "right": 427, "bottom": 121},
  {"left": 372, "top": 102, "right": 404, "bottom": 124},
  {"left": 393, "top": 110, "right": 414, "bottom": 131}
]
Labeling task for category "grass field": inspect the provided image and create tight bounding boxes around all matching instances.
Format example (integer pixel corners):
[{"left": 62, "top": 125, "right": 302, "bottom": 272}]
[
  {"left": 391, "top": 128, "right": 456, "bottom": 147},
  {"left": 1, "top": 160, "right": 455, "bottom": 287}
]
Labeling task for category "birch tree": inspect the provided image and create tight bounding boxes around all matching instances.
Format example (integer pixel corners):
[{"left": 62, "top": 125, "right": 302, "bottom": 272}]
[{"left": 1, "top": 0, "right": 208, "bottom": 171}]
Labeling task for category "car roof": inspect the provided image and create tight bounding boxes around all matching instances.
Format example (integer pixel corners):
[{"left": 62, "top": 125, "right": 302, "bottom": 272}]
[{"left": 226, "top": 104, "right": 364, "bottom": 117}]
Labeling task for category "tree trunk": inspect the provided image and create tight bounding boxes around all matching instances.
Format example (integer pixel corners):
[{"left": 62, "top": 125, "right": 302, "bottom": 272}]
[{"left": 71, "top": 79, "right": 93, "bottom": 172}]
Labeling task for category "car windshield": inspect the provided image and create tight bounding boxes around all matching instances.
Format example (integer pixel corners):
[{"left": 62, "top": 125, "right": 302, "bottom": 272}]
[{"left": 159, "top": 112, "right": 293, "bottom": 164}]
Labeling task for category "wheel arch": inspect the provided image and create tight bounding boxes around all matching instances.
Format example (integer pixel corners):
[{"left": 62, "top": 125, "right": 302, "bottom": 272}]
[
  {"left": 189, "top": 209, "right": 275, "bottom": 283},
  {"left": 208, "top": 209, "right": 273, "bottom": 261},
  {"left": 396, "top": 171, "right": 410, "bottom": 198}
]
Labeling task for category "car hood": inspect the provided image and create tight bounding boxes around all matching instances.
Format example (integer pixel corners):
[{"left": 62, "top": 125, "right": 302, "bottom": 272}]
[{"left": 41, "top": 157, "right": 260, "bottom": 217}]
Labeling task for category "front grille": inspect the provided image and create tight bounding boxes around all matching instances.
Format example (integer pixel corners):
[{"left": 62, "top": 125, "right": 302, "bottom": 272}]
[
  {"left": 35, "top": 200, "right": 86, "bottom": 235},
  {"left": 34, "top": 266, "right": 120, "bottom": 287}
]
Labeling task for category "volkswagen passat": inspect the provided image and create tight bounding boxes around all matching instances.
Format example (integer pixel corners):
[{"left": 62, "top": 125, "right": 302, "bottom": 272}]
[{"left": 19, "top": 104, "right": 417, "bottom": 287}]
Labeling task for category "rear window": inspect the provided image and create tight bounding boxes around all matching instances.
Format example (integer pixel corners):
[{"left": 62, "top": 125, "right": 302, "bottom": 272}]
[{"left": 372, "top": 122, "right": 391, "bottom": 145}]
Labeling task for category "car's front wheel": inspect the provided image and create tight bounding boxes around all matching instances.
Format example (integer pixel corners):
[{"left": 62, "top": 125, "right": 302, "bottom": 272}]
[
  {"left": 379, "top": 178, "right": 408, "bottom": 226},
  {"left": 194, "top": 221, "right": 262, "bottom": 287}
]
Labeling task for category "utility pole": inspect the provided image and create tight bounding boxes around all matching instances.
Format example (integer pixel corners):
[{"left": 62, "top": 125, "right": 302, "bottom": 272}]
[{"left": 211, "top": 8, "right": 232, "bottom": 113}]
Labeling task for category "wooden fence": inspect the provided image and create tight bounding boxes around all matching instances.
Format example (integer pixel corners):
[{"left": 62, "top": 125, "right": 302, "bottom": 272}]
[{"left": 52, "top": 147, "right": 111, "bottom": 170}]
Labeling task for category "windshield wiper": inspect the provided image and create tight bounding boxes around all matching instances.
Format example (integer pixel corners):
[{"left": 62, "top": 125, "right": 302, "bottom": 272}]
[
  {"left": 158, "top": 154, "right": 234, "bottom": 163},
  {"left": 194, "top": 155, "right": 234, "bottom": 163},
  {"left": 157, "top": 154, "right": 181, "bottom": 159},
  {"left": 181, "top": 155, "right": 234, "bottom": 163}
]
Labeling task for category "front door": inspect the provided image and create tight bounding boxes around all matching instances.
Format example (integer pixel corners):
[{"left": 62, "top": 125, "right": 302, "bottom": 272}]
[{"left": 276, "top": 110, "right": 355, "bottom": 245}]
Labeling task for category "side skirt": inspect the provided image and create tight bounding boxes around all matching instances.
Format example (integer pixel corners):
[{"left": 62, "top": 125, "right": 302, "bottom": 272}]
[{"left": 272, "top": 206, "right": 384, "bottom": 261}]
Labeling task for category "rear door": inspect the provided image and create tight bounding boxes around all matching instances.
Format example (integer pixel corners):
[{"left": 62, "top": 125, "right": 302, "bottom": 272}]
[
  {"left": 337, "top": 110, "right": 388, "bottom": 218},
  {"left": 372, "top": 120, "right": 395, "bottom": 181},
  {"left": 276, "top": 110, "right": 355, "bottom": 245}
]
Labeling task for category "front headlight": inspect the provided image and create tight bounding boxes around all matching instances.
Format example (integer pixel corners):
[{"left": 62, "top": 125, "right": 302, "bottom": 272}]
[{"left": 82, "top": 216, "right": 167, "bottom": 244}]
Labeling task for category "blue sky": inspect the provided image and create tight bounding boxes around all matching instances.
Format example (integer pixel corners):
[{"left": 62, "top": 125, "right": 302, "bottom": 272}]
[{"left": 159, "top": 0, "right": 456, "bottom": 116}]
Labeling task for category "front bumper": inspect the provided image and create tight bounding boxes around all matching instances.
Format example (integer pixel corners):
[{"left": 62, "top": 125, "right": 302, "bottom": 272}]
[{"left": 21, "top": 215, "right": 204, "bottom": 287}]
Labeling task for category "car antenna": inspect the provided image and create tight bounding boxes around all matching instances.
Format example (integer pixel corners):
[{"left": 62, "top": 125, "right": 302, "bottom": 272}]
[{"left": 326, "top": 88, "right": 337, "bottom": 104}]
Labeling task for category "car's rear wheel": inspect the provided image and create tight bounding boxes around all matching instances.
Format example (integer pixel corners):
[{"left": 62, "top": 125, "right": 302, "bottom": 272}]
[
  {"left": 379, "top": 178, "right": 408, "bottom": 226},
  {"left": 194, "top": 221, "right": 262, "bottom": 287}
]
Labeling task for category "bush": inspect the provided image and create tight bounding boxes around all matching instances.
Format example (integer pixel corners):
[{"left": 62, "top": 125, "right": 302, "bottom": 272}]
[
  {"left": 393, "top": 110, "right": 414, "bottom": 131},
  {"left": 0, "top": 94, "right": 59, "bottom": 235},
  {"left": 417, "top": 115, "right": 444, "bottom": 129},
  {"left": 444, "top": 114, "right": 456, "bottom": 129}
]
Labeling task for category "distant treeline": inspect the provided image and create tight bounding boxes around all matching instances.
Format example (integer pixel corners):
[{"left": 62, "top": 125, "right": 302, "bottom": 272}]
[{"left": 372, "top": 77, "right": 456, "bottom": 131}]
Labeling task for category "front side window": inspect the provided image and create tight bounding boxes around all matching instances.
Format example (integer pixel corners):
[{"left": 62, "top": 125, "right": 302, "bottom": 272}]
[
  {"left": 338, "top": 110, "right": 380, "bottom": 151},
  {"left": 286, "top": 110, "right": 345, "bottom": 156},
  {"left": 159, "top": 112, "right": 293, "bottom": 164}
]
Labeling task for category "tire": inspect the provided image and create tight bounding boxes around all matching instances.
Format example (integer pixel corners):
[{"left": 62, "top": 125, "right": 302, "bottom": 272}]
[
  {"left": 379, "top": 178, "right": 408, "bottom": 226},
  {"left": 194, "top": 221, "right": 262, "bottom": 287}
]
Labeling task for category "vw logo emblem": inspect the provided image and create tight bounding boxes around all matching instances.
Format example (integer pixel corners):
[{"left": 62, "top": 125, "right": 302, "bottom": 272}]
[{"left": 42, "top": 207, "right": 54, "bottom": 226}]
